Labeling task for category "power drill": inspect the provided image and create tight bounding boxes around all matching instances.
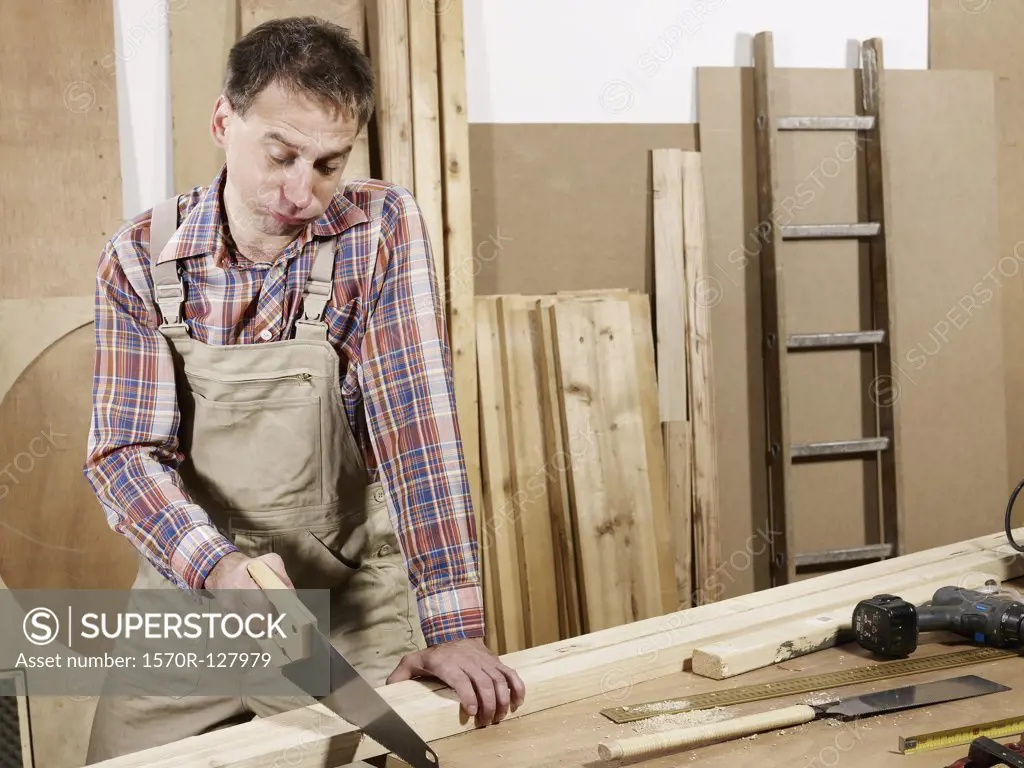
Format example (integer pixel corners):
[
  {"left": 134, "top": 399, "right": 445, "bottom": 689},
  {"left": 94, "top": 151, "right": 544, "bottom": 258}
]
[{"left": 852, "top": 585, "right": 1024, "bottom": 658}]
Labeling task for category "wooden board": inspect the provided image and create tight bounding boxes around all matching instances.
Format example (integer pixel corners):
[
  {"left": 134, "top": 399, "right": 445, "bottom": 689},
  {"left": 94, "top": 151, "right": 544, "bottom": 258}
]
[
  {"left": 696, "top": 66, "right": 1008, "bottom": 598},
  {"left": 169, "top": 0, "right": 237, "bottom": 192},
  {"left": 498, "top": 296, "right": 560, "bottom": 647},
  {"left": 366, "top": 0, "right": 413, "bottom": 190},
  {"left": 929, "top": 0, "right": 1024, "bottom": 493},
  {"left": 475, "top": 296, "right": 525, "bottom": 653},
  {"left": 551, "top": 298, "right": 673, "bottom": 631}
]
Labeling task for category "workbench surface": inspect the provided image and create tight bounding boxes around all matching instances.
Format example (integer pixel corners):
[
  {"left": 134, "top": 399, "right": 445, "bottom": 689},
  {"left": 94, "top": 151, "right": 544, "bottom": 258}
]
[{"left": 431, "top": 639, "right": 1024, "bottom": 767}]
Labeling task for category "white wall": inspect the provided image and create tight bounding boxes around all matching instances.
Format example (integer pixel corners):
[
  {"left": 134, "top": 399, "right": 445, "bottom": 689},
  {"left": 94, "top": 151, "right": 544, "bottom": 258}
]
[{"left": 114, "top": 0, "right": 930, "bottom": 218}]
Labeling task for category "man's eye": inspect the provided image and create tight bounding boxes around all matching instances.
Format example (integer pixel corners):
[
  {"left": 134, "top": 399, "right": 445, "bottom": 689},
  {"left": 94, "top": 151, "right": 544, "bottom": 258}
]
[
  {"left": 316, "top": 164, "right": 340, "bottom": 175},
  {"left": 269, "top": 155, "right": 289, "bottom": 166}
]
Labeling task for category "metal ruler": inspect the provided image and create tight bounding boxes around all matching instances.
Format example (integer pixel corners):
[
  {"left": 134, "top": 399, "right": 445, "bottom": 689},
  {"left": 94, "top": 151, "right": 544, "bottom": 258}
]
[
  {"left": 899, "top": 715, "right": 1024, "bottom": 754},
  {"left": 600, "top": 647, "right": 1017, "bottom": 724}
]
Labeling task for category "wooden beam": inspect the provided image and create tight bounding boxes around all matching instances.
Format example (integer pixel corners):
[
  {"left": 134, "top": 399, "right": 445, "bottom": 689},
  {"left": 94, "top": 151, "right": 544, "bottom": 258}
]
[
  {"left": 691, "top": 549, "right": 1024, "bottom": 678},
  {"left": 95, "top": 531, "right": 1024, "bottom": 767}
]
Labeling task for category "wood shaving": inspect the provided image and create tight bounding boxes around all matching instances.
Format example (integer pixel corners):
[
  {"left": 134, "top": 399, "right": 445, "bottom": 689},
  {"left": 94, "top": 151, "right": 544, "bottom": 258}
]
[{"left": 631, "top": 707, "right": 732, "bottom": 735}]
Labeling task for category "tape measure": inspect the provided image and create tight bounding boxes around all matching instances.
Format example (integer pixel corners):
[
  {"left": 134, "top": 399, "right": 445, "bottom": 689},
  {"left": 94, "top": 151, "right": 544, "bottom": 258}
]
[
  {"left": 899, "top": 714, "right": 1024, "bottom": 754},
  {"left": 600, "top": 647, "right": 1017, "bottom": 724}
]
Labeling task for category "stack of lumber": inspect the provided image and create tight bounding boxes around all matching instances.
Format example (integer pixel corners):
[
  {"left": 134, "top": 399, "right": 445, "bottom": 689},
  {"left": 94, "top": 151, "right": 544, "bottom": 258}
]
[
  {"left": 95, "top": 529, "right": 1024, "bottom": 767},
  {"left": 473, "top": 151, "right": 727, "bottom": 654}
]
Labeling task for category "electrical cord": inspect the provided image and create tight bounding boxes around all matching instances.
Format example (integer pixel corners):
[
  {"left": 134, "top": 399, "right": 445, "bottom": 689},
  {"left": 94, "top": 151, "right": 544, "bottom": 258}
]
[{"left": 1006, "top": 476, "right": 1024, "bottom": 552}]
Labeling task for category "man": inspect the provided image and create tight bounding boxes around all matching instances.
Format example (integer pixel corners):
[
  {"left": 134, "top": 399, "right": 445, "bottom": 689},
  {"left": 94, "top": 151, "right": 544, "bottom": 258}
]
[{"left": 83, "top": 15, "right": 524, "bottom": 762}]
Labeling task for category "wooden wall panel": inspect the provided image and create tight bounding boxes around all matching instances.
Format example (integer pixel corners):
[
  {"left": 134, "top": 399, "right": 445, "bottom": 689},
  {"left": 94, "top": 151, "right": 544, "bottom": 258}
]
[
  {"left": 930, "top": 0, "right": 1024, "bottom": 492},
  {"left": 469, "top": 124, "right": 698, "bottom": 296},
  {"left": 1, "top": 0, "right": 122, "bottom": 298}
]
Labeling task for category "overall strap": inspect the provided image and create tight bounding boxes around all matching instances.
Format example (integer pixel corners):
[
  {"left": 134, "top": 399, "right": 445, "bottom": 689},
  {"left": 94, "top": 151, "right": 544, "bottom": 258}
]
[
  {"left": 294, "top": 237, "right": 336, "bottom": 340},
  {"left": 149, "top": 195, "right": 188, "bottom": 337},
  {"left": 294, "top": 193, "right": 389, "bottom": 341}
]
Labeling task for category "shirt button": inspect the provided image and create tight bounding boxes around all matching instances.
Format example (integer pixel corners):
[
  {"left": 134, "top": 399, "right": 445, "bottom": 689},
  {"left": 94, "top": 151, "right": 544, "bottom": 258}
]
[{"left": 259, "top": 329, "right": 273, "bottom": 341}]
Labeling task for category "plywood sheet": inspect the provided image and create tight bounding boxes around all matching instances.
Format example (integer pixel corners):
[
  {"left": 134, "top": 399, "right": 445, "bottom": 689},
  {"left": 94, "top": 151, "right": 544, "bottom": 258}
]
[
  {"left": 929, "top": 0, "right": 1024, "bottom": 490},
  {"left": 469, "top": 124, "right": 697, "bottom": 296},
  {"left": 697, "top": 66, "right": 1007, "bottom": 596},
  {"left": 1, "top": 0, "right": 122, "bottom": 298}
]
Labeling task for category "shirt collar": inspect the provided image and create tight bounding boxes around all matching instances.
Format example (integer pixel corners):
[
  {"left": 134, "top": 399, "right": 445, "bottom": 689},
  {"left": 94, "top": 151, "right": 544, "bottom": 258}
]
[{"left": 155, "top": 164, "right": 369, "bottom": 266}]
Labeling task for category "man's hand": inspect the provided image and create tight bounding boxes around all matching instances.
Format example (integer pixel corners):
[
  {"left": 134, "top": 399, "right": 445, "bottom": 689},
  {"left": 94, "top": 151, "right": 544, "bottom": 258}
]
[
  {"left": 386, "top": 637, "right": 526, "bottom": 726},
  {"left": 204, "top": 551, "right": 294, "bottom": 590}
]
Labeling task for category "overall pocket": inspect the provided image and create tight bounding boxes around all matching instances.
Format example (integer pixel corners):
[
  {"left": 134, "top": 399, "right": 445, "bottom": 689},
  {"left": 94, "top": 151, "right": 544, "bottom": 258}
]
[
  {"left": 183, "top": 393, "right": 323, "bottom": 512},
  {"left": 232, "top": 522, "right": 363, "bottom": 590}
]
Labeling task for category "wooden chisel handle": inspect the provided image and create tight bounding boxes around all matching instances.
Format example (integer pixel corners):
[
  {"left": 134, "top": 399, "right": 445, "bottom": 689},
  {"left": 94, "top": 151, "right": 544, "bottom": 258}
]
[{"left": 597, "top": 704, "right": 818, "bottom": 762}]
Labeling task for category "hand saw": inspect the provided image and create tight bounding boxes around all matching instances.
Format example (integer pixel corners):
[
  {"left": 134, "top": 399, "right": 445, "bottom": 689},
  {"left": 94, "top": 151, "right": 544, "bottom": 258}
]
[{"left": 246, "top": 560, "right": 439, "bottom": 767}]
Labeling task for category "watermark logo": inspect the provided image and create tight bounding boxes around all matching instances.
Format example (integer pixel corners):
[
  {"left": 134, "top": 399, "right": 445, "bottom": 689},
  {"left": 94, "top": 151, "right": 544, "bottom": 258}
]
[
  {"left": 960, "top": 0, "right": 992, "bottom": 13},
  {"left": 23, "top": 608, "right": 59, "bottom": 646}
]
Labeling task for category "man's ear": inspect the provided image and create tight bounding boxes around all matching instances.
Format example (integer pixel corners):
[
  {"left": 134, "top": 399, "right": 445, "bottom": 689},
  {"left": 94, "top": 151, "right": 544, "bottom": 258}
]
[{"left": 210, "top": 95, "right": 234, "bottom": 149}]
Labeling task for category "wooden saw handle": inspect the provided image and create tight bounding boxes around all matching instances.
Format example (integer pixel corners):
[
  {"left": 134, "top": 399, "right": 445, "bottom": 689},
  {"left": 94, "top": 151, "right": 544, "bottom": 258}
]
[
  {"left": 246, "top": 560, "right": 318, "bottom": 664},
  {"left": 597, "top": 704, "right": 817, "bottom": 762}
]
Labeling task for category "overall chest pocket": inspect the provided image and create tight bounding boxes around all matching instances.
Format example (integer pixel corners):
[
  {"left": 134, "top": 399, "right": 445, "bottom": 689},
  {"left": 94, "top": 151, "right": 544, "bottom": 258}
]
[{"left": 182, "top": 389, "right": 324, "bottom": 513}]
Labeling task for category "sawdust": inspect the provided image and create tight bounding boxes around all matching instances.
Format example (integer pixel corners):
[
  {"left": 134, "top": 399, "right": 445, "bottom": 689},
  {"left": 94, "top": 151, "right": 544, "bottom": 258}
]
[
  {"left": 630, "top": 707, "right": 732, "bottom": 735},
  {"left": 801, "top": 692, "right": 838, "bottom": 706},
  {"left": 620, "top": 698, "right": 693, "bottom": 715}
]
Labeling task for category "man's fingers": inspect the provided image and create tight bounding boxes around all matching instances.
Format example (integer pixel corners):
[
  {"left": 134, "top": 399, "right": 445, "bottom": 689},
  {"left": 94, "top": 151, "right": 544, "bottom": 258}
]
[
  {"left": 436, "top": 666, "right": 478, "bottom": 720},
  {"left": 386, "top": 655, "right": 418, "bottom": 685},
  {"left": 498, "top": 663, "right": 526, "bottom": 710},
  {"left": 484, "top": 668, "right": 510, "bottom": 723},
  {"left": 466, "top": 666, "right": 498, "bottom": 726}
]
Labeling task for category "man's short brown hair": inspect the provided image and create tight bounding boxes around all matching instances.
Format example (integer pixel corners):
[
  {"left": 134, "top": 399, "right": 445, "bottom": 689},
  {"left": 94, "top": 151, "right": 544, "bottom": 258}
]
[{"left": 223, "top": 16, "right": 375, "bottom": 130}]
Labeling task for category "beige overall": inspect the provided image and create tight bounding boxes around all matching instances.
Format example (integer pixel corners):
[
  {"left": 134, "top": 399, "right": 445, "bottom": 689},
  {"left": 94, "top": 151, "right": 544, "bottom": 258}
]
[{"left": 86, "top": 196, "right": 426, "bottom": 763}]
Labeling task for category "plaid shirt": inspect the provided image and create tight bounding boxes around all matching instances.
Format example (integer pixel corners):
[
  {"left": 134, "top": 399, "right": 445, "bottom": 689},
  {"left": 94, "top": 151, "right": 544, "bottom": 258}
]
[{"left": 84, "top": 166, "right": 482, "bottom": 645}]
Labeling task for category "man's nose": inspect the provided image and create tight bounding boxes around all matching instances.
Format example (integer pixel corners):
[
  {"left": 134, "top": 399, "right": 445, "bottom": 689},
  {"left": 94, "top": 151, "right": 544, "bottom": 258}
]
[{"left": 282, "top": 163, "right": 314, "bottom": 210}]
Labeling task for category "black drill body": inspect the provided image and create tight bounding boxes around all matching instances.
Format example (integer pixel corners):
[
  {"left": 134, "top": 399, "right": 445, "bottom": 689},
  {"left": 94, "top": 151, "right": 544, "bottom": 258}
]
[{"left": 852, "top": 587, "right": 1024, "bottom": 657}]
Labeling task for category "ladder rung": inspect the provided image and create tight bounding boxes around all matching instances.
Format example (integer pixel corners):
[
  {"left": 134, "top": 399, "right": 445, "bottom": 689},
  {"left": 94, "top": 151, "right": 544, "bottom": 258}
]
[
  {"left": 781, "top": 223, "right": 881, "bottom": 239},
  {"left": 787, "top": 331, "right": 886, "bottom": 349},
  {"left": 795, "top": 543, "right": 893, "bottom": 568},
  {"left": 777, "top": 116, "right": 876, "bottom": 131},
  {"left": 791, "top": 437, "right": 890, "bottom": 458}
]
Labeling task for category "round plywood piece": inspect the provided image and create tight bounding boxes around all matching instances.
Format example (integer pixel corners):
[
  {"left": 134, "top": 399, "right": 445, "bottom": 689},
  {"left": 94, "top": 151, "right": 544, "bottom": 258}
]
[{"left": 0, "top": 325, "right": 137, "bottom": 591}]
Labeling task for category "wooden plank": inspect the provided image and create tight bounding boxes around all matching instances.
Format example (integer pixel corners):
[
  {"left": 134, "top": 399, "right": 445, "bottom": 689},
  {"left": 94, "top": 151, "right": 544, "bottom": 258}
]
[
  {"left": 366, "top": 0, "right": 414, "bottom": 190},
  {"left": 100, "top": 530, "right": 1024, "bottom": 767},
  {"left": 551, "top": 298, "right": 670, "bottom": 631},
  {"left": 498, "top": 295, "right": 560, "bottom": 647},
  {"left": 627, "top": 294, "right": 680, "bottom": 616},
  {"left": 436, "top": 0, "right": 482, "bottom": 604},
  {"left": 651, "top": 149, "right": 694, "bottom": 610},
  {"left": 239, "top": 1, "right": 371, "bottom": 180},
  {"left": 651, "top": 149, "right": 689, "bottom": 423},
  {"left": 475, "top": 296, "right": 524, "bottom": 653},
  {"left": 407, "top": 0, "right": 446, "bottom": 315},
  {"left": 681, "top": 151, "right": 722, "bottom": 604},
  {"left": 170, "top": 0, "right": 237, "bottom": 191},
  {"left": 1, "top": 0, "right": 122, "bottom": 298}
]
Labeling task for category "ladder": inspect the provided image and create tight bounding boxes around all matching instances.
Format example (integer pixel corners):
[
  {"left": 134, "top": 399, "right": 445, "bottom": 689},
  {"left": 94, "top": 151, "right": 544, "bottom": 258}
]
[{"left": 752, "top": 31, "right": 903, "bottom": 587}]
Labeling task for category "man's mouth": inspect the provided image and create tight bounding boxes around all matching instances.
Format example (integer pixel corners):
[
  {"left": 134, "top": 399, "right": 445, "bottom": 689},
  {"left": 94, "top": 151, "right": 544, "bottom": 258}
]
[{"left": 269, "top": 210, "right": 306, "bottom": 226}]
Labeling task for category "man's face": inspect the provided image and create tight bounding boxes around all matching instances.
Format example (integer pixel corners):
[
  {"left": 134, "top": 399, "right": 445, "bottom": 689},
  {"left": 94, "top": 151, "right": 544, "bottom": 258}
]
[{"left": 212, "top": 81, "right": 360, "bottom": 240}]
